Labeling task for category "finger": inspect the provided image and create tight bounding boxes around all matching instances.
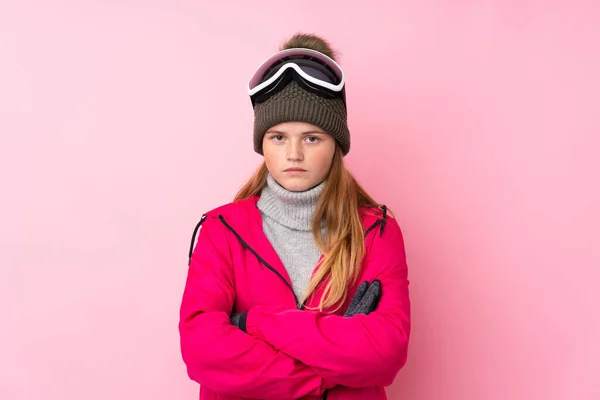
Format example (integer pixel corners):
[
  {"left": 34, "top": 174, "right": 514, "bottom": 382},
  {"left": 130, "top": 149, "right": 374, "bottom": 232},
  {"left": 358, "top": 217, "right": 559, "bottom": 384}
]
[
  {"left": 356, "top": 280, "right": 381, "bottom": 315},
  {"left": 368, "top": 280, "right": 382, "bottom": 312},
  {"left": 370, "top": 279, "right": 381, "bottom": 296},
  {"left": 345, "top": 281, "right": 369, "bottom": 317},
  {"left": 345, "top": 281, "right": 369, "bottom": 316},
  {"left": 353, "top": 284, "right": 376, "bottom": 315},
  {"left": 350, "top": 281, "right": 369, "bottom": 307}
]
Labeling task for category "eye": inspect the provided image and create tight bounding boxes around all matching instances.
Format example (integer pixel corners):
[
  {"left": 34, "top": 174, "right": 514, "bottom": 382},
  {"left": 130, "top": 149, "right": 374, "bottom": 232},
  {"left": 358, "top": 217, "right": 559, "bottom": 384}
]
[
  {"left": 306, "top": 136, "right": 319, "bottom": 143},
  {"left": 273, "top": 135, "right": 284, "bottom": 142}
]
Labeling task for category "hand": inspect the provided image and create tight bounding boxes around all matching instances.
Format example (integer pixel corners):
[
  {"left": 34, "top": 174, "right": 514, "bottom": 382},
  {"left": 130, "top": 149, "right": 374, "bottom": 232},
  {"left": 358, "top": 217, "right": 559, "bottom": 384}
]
[
  {"left": 230, "top": 311, "right": 248, "bottom": 332},
  {"left": 343, "top": 280, "right": 381, "bottom": 317}
]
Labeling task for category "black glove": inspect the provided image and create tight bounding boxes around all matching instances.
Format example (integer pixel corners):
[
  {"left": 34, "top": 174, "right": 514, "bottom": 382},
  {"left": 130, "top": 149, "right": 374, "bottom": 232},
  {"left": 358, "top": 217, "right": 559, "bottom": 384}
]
[
  {"left": 343, "top": 280, "right": 381, "bottom": 317},
  {"left": 230, "top": 281, "right": 380, "bottom": 329},
  {"left": 230, "top": 311, "right": 248, "bottom": 332}
]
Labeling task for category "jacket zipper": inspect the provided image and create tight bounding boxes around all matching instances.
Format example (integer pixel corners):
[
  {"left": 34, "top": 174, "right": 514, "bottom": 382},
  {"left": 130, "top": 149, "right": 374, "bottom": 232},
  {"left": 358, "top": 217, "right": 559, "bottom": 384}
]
[
  {"left": 218, "top": 215, "right": 300, "bottom": 306},
  {"left": 217, "top": 213, "right": 387, "bottom": 400}
]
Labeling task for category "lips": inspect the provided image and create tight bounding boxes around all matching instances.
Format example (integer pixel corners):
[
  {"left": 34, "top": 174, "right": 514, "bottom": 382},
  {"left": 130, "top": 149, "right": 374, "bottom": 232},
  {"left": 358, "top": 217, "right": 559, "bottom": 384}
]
[{"left": 284, "top": 168, "right": 306, "bottom": 172}]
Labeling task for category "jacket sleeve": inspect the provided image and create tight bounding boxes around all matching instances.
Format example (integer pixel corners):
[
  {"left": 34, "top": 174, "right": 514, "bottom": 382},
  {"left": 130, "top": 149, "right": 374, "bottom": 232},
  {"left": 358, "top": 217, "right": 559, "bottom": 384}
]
[
  {"left": 179, "top": 215, "right": 334, "bottom": 398},
  {"left": 244, "top": 217, "right": 411, "bottom": 389}
]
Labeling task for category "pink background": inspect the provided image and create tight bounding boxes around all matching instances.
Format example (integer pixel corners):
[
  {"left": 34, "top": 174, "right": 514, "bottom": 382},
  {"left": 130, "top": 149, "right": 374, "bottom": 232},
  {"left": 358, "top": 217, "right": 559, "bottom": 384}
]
[{"left": 1, "top": 1, "right": 599, "bottom": 399}]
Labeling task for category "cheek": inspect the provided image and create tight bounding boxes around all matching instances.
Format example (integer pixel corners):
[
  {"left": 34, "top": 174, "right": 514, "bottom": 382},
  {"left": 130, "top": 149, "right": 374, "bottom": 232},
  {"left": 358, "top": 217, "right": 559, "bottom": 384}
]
[
  {"left": 314, "top": 145, "right": 335, "bottom": 171},
  {"left": 264, "top": 156, "right": 278, "bottom": 173},
  {"left": 262, "top": 144, "right": 277, "bottom": 165}
]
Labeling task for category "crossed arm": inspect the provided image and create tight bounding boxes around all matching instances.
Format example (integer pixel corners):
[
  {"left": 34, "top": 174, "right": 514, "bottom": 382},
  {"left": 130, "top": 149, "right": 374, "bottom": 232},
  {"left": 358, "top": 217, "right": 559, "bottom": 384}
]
[
  {"left": 179, "top": 215, "right": 410, "bottom": 396},
  {"left": 179, "top": 216, "right": 334, "bottom": 398}
]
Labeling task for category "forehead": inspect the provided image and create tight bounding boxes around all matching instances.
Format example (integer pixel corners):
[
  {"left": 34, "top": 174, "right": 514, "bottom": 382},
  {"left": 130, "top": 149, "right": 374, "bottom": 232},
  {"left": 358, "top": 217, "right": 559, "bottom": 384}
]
[{"left": 266, "top": 121, "right": 328, "bottom": 135}]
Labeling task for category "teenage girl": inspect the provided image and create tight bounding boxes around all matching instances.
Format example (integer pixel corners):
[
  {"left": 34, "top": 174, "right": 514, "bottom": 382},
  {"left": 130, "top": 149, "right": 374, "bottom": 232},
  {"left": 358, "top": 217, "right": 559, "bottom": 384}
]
[{"left": 179, "top": 33, "right": 411, "bottom": 400}]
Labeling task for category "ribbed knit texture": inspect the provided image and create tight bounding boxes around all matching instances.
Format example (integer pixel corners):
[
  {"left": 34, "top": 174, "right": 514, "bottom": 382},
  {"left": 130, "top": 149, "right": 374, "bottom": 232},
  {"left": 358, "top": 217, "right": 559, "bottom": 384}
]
[
  {"left": 257, "top": 174, "right": 326, "bottom": 298},
  {"left": 253, "top": 81, "right": 350, "bottom": 155}
]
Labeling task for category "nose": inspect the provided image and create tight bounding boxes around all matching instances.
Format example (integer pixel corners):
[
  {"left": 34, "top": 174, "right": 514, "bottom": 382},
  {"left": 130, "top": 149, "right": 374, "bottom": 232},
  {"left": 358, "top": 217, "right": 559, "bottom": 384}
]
[{"left": 286, "top": 140, "right": 304, "bottom": 161}]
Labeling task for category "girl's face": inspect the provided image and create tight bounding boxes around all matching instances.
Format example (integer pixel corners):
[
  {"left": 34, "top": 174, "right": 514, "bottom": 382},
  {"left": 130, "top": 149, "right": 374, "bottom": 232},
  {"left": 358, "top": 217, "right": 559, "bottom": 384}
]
[{"left": 262, "top": 121, "right": 336, "bottom": 192}]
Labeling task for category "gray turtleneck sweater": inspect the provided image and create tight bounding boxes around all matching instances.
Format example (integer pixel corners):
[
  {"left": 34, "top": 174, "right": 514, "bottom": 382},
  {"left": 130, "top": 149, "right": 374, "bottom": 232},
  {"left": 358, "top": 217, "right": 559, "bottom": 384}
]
[{"left": 257, "top": 174, "right": 325, "bottom": 298}]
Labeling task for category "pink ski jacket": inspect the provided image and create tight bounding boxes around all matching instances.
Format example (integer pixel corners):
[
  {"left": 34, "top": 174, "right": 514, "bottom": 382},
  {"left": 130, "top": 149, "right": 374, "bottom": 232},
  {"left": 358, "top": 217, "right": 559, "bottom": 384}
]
[{"left": 179, "top": 195, "right": 411, "bottom": 399}]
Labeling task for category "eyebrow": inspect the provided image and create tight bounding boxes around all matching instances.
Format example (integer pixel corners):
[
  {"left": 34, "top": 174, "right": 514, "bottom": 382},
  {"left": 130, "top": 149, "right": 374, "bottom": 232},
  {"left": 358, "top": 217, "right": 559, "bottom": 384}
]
[{"left": 265, "top": 130, "right": 327, "bottom": 135}]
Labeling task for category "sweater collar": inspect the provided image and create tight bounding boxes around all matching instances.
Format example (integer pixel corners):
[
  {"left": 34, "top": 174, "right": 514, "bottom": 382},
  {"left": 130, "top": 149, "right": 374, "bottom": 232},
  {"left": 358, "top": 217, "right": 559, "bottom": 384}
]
[{"left": 257, "top": 173, "right": 325, "bottom": 231}]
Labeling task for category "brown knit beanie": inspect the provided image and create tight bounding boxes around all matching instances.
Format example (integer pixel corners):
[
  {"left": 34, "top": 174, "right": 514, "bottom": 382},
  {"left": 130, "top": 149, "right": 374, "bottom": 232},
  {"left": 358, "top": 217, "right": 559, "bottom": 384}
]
[{"left": 252, "top": 34, "right": 350, "bottom": 155}]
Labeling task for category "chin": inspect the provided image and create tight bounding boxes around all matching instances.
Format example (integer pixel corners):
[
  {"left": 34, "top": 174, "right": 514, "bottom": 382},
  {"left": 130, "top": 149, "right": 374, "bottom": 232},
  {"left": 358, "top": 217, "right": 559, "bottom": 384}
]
[
  {"left": 279, "top": 179, "right": 312, "bottom": 192},
  {"left": 283, "top": 183, "right": 309, "bottom": 192}
]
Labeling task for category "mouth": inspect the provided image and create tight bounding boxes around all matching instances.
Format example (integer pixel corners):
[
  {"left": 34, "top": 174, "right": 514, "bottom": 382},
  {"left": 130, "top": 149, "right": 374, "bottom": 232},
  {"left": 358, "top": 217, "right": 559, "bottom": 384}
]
[{"left": 284, "top": 168, "right": 307, "bottom": 172}]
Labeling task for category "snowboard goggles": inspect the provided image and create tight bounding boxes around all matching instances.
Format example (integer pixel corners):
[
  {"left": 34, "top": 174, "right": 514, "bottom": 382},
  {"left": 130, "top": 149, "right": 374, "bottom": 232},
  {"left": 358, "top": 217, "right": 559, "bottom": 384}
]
[{"left": 248, "top": 48, "right": 346, "bottom": 107}]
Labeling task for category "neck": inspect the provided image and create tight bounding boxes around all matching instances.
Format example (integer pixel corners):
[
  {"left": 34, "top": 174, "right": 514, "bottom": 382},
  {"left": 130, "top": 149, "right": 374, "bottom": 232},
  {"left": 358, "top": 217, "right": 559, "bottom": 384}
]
[{"left": 256, "top": 174, "right": 325, "bottom": 231}]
